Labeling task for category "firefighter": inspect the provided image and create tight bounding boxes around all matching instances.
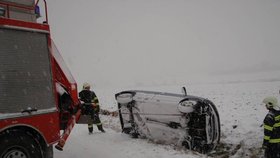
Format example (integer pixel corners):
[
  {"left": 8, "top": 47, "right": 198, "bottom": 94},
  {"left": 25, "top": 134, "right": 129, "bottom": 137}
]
[
  {"left": 79, "top": 82, "right": 105, "bottom": 133},
  {"left": 262, "top": 96, "right": 280, "bottom": 158}
]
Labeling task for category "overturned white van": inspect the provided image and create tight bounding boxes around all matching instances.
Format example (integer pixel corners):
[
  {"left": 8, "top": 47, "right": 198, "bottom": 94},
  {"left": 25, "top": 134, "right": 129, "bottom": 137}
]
[{"left": 115, "top": 88, "right": 220, "bottom": 153}]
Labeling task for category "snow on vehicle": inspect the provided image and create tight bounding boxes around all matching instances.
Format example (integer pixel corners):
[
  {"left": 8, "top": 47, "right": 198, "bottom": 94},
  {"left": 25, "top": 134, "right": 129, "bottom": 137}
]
[
  {"left": 115, "top": 88, "right": 220, "bottom": 153},
  {"left": 0, "top": 0, "right": 82, "bottom": 157}
]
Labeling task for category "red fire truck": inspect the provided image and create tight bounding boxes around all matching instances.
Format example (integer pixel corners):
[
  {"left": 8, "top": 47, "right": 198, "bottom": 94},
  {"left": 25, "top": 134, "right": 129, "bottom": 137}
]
[{"left": 0, "top": 0, "right": 81, "bottom": 157}]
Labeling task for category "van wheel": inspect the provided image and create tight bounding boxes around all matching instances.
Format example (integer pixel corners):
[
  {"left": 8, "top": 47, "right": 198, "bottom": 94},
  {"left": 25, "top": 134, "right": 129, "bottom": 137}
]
[{"left": 0, "top": 130, "right": 43, "bottom": 158}]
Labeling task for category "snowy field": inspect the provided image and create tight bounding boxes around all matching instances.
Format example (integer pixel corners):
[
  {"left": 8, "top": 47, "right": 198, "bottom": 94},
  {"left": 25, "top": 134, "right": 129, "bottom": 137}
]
[{"left": 54, "top": 80, "right": 280, "bottom": 158}]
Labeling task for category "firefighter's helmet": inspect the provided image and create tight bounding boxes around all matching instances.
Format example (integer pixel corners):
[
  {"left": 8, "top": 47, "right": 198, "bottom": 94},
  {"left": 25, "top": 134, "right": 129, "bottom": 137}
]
[
  {"left": 82, "top": 82, "right": 90, "bottom": 90},
  {"left": 263, "top": 96, "right": 278, "bottom": 108}
]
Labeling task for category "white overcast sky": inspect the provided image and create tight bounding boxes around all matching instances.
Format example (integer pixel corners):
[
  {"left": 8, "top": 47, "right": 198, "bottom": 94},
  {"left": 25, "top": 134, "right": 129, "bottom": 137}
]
[{"left": 42, "top": 0, "right": 280, "bottom": 87}]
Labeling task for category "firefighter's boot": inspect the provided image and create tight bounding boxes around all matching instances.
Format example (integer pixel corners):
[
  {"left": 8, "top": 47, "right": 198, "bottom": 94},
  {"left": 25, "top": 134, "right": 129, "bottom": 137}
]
[
  {"left": 97, "top": 124, "right": 105, "bottom": 133},
  {"left": 88, "top": 124, "right": 93, "bottom": 134}
]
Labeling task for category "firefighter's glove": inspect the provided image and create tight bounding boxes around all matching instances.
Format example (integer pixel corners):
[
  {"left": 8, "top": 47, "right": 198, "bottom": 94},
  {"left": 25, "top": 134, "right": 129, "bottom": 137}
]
[
  {"left": 92, "top": 103, "right": 97, "bottom": 108},
  {"left": 262, "top": 144, "right": 267, "bottom": 150},
  {"left": 78, "top": 101, "right": 84, "bottom": 109}
]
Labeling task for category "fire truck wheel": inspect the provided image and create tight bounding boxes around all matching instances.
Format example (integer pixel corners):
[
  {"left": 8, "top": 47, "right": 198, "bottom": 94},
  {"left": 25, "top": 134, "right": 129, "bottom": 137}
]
[
  {"left": 44, "top": 145, "right": 53, "bottom": 158},
  {"left": 0, "top": 130, "right": 43, "bottom": 158}
]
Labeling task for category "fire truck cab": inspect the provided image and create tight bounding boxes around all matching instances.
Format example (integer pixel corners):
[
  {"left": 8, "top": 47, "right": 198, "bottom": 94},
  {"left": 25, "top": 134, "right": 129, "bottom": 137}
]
[{"left": 0, "top": 0, "right": 81, "bottom": 157}]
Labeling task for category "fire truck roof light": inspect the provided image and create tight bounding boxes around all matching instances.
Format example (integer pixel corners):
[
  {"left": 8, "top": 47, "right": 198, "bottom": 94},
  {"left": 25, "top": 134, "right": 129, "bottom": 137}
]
[
  {"left": 0, "top": 7, "right": 5, "bottom": 17},
  {"left": 35, "top": 5, "right": 41, "bottom": 18}
]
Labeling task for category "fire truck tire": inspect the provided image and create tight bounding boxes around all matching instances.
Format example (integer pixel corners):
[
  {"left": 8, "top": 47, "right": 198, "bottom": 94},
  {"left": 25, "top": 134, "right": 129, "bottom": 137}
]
[
  {"left": 44, "top": 145, "right": 53, "bottom": 158},
  {"left": 0, "top": 130, "right": 43, "bottom": 158}
]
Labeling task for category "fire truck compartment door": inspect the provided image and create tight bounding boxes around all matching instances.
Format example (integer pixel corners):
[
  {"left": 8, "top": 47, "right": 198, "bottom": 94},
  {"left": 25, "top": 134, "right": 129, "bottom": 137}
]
[{"left": 0, "top": 28, "right": 56, "bottom": 117}]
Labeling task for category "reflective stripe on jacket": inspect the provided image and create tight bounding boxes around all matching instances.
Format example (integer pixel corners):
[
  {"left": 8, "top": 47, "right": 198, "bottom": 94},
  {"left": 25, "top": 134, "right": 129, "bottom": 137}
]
[{"left": 263, "top": 109, "right": 280, "bottom": 146}]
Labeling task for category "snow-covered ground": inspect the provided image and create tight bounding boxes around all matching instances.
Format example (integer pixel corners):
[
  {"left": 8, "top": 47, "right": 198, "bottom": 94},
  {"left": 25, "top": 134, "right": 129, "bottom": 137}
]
[{"left": 54, "top": 80, "right": 280, "bottom": 158}]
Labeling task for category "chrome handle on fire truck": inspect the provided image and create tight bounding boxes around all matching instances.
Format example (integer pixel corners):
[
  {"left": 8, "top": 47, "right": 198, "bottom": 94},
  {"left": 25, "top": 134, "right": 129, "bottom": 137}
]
[{"left": 21, "top": 107, "right": 38, "bottom": 113}]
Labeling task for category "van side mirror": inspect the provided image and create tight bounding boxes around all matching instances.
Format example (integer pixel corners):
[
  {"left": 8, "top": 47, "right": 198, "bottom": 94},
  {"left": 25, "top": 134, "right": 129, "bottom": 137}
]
[{"left": 181, "top": 87, "right": 187, "bottom": 96}]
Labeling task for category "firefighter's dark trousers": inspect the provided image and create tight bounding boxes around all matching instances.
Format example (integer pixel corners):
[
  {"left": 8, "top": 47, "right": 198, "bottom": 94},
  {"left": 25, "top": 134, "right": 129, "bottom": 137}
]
[
  {"left": 82, "top": 104, "right": 104, "bottom": 133},
  {"left": 265, "top": 144, "right": 280, "bottom": 158},
  {"left": 88, "top": 112, "right": 104, "bottom": 133}
]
